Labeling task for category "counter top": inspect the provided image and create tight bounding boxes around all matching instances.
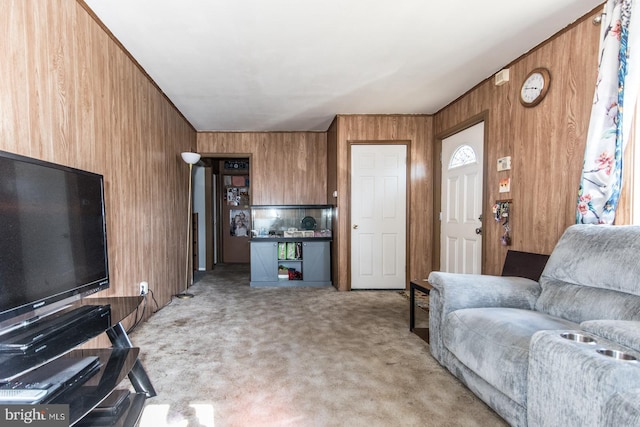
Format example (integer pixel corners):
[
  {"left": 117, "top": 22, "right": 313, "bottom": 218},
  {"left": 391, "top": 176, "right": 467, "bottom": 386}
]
[{"left": 250, "top": 237, "right": 332, "bottom": 242}]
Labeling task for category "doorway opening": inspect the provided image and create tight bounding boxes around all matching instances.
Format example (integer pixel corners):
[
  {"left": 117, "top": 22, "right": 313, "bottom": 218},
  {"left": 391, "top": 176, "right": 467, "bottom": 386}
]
[{"left": 193, "top": 156, "right": 251, "bottom": 271}]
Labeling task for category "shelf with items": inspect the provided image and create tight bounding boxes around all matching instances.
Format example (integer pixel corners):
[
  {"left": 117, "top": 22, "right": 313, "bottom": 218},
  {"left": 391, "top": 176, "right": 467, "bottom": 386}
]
[
  {"left": 65, "top": 347, "right": 140, "bottom": 426},
  {"left": 277, "top": 241, "right": 303, "bottom": 280},
  {"left": 250, "top": 239, "right": 331, "bottom": 287},
  {"left": 277, "top": 241, "right": 303, "bottom": 260},
  {"left": 278, "top": 264, "right": 303, "bottom": 281}
]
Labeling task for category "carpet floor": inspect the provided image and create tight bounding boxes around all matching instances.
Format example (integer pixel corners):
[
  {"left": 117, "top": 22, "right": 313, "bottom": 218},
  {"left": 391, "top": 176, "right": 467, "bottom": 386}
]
[{"left": 130, "top": 264, "right": 507, "bottom": 427}]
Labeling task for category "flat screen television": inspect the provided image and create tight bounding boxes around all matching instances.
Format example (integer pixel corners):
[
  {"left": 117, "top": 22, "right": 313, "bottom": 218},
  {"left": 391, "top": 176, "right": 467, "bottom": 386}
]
[{"left": 0, "top": 150, "right": 109, "bottom": 326}]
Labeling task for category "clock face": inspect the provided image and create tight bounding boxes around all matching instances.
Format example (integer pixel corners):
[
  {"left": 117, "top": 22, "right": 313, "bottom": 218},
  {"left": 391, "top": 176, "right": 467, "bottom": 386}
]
[
  {"left": 520, "top": 68, "right": 550, "bottom": 107},
  {"left": 521, "top": 73, "right": 544, "bottom": 102}
]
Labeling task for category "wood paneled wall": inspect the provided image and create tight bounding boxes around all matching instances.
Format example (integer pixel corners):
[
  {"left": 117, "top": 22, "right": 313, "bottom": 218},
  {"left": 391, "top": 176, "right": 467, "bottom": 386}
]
[
  {"left": 0, "top": 0, "right": 197, "bottom": 326},
  {"left": 0, "top": 1, "right": 605, "bottom": 316},
  {"left": 329, "top": 115, "right": 433, "bottom": 291},
  {"left": 197, "top": 132, "right": 328, "bottom": 205},
  {"left": 434, "top": 10, "right": 601, "bottom": 274}
]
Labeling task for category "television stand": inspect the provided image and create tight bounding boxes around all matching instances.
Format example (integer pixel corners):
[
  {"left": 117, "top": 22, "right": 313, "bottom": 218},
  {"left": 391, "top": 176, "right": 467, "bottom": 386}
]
[
  {"left": 0, "top": 296, "right": 155, "bottom": 427},
  {"left": 106, "top": 322, "right": 155, "bottom": 397},
  {"left": 81, "top": 296, "right": 157, "bottom": 400}
]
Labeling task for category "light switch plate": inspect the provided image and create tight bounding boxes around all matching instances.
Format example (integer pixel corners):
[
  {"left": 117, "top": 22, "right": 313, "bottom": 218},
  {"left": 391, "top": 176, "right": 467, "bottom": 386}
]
[{"left": 497, "top": 156, "right": 511, "bottom": 171}]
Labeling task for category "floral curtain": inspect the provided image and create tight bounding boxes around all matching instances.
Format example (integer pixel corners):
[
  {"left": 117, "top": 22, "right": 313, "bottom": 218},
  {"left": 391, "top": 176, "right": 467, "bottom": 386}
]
[{"left": 577, "top": 0, "right": 639, "bottom": 224}]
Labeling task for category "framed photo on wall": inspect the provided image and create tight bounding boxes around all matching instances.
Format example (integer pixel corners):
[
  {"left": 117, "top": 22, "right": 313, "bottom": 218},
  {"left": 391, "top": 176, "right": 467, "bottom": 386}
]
[{"left": 230, "top": 209, "right": 250, "bottom": 236}]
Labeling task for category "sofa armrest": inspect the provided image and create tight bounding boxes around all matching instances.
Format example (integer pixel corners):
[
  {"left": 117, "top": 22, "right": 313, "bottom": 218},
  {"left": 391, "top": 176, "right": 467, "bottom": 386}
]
[
  {"left": 427, "top": 272, "right": 540, "bottom": 313},
  {"left": 427, "top": 272, "right": 540, "bottom": 364},
  {"left": 581, "top": 320, "right": 640, "bottom": 353},
  {"left": 528, "top": 330, "right": 640, "bottom": 427},
  {"left": 603, "top": 388, "right": 640, "bottom": 426}
]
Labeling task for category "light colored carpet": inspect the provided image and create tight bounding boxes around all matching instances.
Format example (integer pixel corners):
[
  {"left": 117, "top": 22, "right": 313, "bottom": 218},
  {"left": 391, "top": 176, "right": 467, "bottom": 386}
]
[{"left": 130, "top": 264, "right": 507, "bottom": 427}]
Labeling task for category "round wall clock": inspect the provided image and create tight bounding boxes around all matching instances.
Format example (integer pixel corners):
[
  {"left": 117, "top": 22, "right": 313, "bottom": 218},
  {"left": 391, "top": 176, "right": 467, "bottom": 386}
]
[{"left": 520, "top": 68, "right": 551, "bottom": 107}]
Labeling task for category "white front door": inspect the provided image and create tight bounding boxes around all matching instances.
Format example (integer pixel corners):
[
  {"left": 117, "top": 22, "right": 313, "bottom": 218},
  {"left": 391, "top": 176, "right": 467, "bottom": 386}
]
[
  {"left": 351, "top": 144, "right": 407, "bottom": 289},
  {"left": 440, "top": 122, "right": 484, "bottom": 274}
]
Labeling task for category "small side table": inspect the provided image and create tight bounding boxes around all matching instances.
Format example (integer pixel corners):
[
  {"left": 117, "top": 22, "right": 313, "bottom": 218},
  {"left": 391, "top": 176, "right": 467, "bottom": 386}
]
[{"left": 410, "top": 280, "right": 432, "bottom": 343}]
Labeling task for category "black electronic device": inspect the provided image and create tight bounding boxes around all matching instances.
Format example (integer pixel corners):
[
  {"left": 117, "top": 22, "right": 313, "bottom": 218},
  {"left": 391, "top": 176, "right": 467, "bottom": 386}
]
[
  {"left": 82, "top": 389, "right": 131, "bottom": 425},
  {"left": 0, "top": 356, "right": 101, "bottom": 404},
  {"left": 0, "top": 150, "right": 109, "bottom": 327},
  {"left": 0, "top": 305, "right": 111, "bottom": 382},
  {"left": 0, "top": 305, "right": 111, "bottom": 354}
]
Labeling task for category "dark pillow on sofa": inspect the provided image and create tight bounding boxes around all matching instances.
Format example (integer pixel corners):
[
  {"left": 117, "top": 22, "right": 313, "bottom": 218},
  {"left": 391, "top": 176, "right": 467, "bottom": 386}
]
[{"left": 501, "top": 250, "right": 550, "bottom": 282}]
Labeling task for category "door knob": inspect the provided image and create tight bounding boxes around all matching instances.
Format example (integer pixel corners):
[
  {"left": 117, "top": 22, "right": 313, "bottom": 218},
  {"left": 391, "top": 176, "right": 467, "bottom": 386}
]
[
  {"left": 353, "top": 224, "right": 359, "bottom": 229},
  {"left": 475, "top": 227, "right": 482, "bottom": 235}
]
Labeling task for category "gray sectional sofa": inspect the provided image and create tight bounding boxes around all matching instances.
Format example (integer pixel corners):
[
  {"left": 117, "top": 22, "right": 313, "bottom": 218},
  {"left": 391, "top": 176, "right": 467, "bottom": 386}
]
[{"left": 428, "top": 224, "right": 640, "bottom": 426}]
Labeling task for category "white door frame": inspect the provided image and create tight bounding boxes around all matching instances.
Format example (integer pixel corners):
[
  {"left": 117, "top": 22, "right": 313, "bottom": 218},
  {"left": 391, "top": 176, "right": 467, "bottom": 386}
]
[
  {"left": 348, "top": 141, "right": 410, "bottom": 290},
  {"left": 434, "top": 114, "right": 487, "bottom": 274}
]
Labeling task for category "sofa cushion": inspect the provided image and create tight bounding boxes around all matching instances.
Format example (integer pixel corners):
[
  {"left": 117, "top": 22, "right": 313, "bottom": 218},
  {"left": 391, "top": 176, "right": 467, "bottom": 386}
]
[
  {"left": 535, "top": 279, "right": 640, "bottom": 323},
  {"left": 443, "top": 307, "right": 578, "bottom": 405},
  {"left": 539, "top": 224, "right": 640, "bottom": 297},
  {"left": 535, "top": 224, "right": 640, "bottom": 324}
]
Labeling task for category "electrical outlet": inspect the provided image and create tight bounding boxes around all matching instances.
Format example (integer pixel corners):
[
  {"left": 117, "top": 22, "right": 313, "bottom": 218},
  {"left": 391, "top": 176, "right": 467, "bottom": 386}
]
[{"left": 139, "top": 281, "right": 148, "bottom": 296}]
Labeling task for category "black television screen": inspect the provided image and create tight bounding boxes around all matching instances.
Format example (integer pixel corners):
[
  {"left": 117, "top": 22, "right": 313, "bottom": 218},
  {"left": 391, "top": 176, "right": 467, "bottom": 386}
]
[{"left": 0, "top": 150, "right": 109, "bottom": 325}]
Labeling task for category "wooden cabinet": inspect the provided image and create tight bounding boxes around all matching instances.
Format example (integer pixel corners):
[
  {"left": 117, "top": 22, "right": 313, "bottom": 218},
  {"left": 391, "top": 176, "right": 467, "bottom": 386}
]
[
  {"left": 301, "top": 241, "right": 331, "bottom": 283},
  {"left": 249, "top": 205, "right": 333, "bottom": 287},
  {"left": 250, "top": 241, "right": 278, "bottom": 282},
  {"left": 250, "top": 240, "right": 331, "bottom": 287}
]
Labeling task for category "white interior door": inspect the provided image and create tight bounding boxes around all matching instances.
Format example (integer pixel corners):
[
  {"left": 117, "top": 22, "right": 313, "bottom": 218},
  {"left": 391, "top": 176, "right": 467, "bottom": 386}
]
[
  {"left": 351, "top": 144, "right": 407, "bottom": 289},
  {"left": 440, "top": 122, "right": 484, "bottom": 274}
]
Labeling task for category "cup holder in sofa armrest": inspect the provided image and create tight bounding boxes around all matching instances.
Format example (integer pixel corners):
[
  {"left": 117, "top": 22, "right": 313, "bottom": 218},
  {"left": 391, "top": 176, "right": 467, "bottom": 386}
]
[
  {"left": 596, "top": 348, "right": 638, "bottom": 362},
  {"left": 560, "top": 332, "right": 597, "bottom": 344}
]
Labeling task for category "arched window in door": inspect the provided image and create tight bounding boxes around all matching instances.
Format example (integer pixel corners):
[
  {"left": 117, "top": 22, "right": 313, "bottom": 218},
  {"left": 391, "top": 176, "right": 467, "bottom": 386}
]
[{"left": 448, "top": 144, "right": 477, "bottom": 169}]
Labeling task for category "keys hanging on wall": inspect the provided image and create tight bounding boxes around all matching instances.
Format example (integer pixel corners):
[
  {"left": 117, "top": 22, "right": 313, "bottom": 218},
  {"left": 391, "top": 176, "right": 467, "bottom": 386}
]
[{"left": 493, "top": 200, "right": 512, "bottom": 246}]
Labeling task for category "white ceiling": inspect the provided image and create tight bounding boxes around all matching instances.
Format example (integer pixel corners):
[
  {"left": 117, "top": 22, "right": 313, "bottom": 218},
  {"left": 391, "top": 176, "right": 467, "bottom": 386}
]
[{"left": 84, "top": 0, "right": 604, "bottom": 131}]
